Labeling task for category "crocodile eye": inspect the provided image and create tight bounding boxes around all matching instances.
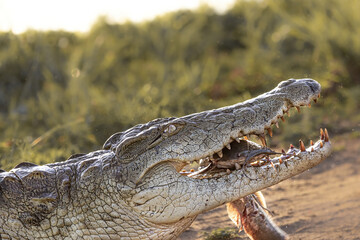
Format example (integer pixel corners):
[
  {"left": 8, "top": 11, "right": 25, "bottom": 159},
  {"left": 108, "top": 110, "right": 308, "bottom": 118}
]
[{"left": 164, "top": 124, "right": 177, "bottom": 134}]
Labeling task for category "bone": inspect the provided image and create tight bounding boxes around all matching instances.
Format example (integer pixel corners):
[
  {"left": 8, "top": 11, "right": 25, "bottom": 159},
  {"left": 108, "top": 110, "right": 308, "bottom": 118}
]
[{"left": 188, "top": 164, "right": 212, "bottom": 177}]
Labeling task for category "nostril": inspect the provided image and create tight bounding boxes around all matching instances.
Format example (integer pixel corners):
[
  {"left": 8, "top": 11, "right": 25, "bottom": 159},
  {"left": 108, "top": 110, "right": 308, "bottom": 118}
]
[
  {"left": 309, "top": 84, "right": 316, "bottom": 93},
  {"left": 306, "top": 81, "right": 320, "bottom": 94}
]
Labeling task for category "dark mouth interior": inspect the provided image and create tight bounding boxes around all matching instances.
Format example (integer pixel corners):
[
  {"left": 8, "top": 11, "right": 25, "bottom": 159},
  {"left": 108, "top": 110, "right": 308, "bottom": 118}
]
[
  {"left": 178, "top": 127, "right": 329, "bottom": 179},
  {"left": 179, "top": 138, "right": 286, "bottom": 179}
]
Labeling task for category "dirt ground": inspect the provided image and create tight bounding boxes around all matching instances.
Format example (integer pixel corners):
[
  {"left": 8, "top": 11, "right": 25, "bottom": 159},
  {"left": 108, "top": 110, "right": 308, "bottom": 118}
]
[{"left": 178, "top": 133, "right": 360, "bottom": 240}]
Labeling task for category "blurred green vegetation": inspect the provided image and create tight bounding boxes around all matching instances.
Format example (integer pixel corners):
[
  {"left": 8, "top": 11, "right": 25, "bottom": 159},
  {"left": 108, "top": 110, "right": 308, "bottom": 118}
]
[
  {"left": 202, "top": 227, "right": 240, "bottom": 240},
  {"left": 1, "top": 0, "right": 359, "bottom": 170}
]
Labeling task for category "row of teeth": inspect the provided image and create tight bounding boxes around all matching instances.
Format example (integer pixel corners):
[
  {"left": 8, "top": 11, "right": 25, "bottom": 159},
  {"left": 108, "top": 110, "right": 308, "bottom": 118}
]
[
  {"left": 252, "top": 128, "right": 330, "bottom": 169},
  {"left": 181, "top": 128, "right": 330, "bottom": 177},
  {"left": 183, "top": 95, "right": 321, "bottom": 166}
]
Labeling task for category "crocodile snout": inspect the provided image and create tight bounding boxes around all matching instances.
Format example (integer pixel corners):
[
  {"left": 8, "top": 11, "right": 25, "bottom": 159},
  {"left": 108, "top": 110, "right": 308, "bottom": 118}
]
[{"left": 305, "top": 79, "right": 321, "bottom": 94}]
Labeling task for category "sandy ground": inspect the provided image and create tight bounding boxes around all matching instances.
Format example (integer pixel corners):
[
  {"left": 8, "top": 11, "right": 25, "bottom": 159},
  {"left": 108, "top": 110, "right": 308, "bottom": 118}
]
[{"left": 178, "top": 133, "right": 360, "bottom": 240}]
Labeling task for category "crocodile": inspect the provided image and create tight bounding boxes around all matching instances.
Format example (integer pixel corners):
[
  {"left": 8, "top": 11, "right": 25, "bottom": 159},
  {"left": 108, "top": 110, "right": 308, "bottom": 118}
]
[{"left": 0, "top": 78, "right": 332, "bottom": 240}]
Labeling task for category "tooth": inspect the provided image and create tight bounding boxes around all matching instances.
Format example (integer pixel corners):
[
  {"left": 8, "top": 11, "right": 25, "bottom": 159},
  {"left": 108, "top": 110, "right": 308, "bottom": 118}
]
[
  {"left": 235, "top": 138, "right": 241, "bottom": 143},
  {"left": 320, "top": 141, "right": 324, "bottom": 148},
  {"left": 235, "top": 163, "right": 241, "bottom": 170},
  {"left": 280, "top": 116, "right": 285, "bottom": 122},
  {"left": 217, "top": 151, "right": 223, "bottom": 158},
  {"left": 267, "top": 128, "right": 273, "bottom": 137},
  {"left": 275, "top": 122, "right": 279, "bottom": 128},
  {"left": 270, "top": 161, "right": 276, "bottom": 170},
  {"left": 320, "top": 128, "right": 325, "bottom": 140},
  {"left": 310, "top": 140, "right": 314, "bottom": 146},
  {"left": 324, "top": 128, "right": 329, "bottom": 142},
  {"left": 296, "top": 106, "right": 301, "bottom": 113},
  {"left": 226, "top": 144, "right": 231, "bottom": 150},
  {"left": 299, "top": 140, "right": 305, "bottom": 152},
  {"left": 259, "top": 135, "right": 267, "bottom": 147},
  {"left": 284, "top": 160, "right": 288, "bottom": 168}
]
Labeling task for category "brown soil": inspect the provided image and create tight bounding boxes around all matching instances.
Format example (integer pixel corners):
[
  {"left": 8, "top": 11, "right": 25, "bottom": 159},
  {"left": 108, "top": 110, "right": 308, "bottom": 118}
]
[{"left": 178, "top": 133, "right": 360, "bottom": 240}]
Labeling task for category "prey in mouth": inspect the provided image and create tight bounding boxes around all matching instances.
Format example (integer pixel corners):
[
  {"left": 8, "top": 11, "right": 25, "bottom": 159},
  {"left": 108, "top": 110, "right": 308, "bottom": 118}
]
[{"left": 179, "top": 94, "right": 330, "bottom": 181}]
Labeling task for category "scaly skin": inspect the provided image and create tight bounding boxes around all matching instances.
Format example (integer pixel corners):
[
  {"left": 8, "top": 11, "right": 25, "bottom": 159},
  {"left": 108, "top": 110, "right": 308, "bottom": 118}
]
[{"left": 0, "top": 78, "right": 332, "bottom": 239}]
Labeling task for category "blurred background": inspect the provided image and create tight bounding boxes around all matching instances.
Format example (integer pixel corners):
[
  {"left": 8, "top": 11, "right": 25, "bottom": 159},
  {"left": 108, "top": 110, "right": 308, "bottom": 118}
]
[{"left": 0, "top": 0, "right": 359, "bottom": 170}]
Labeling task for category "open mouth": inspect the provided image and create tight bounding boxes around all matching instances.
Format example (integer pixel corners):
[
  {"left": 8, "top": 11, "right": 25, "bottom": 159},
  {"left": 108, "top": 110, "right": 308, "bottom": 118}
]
[
  {"left": 178, "top": 94, "right": 330, "bottom": 179},
  {"left": 179, "top": 129, "right": 330, "bottom": 179}
]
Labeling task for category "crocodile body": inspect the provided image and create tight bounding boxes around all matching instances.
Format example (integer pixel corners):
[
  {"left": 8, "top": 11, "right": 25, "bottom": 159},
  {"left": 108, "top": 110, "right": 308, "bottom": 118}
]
[{"left": 0, "top": 78, "right": 332, "bottom": 239}]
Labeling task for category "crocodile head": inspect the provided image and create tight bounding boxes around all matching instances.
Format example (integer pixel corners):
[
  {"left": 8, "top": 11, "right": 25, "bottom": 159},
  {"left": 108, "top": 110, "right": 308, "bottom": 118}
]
[
  {"left": 0, "top": 78, "right": 332, "bottom": 240},
  {"left": 104, "top": 78, "right": 324, "bottom": 178},
  {"left": 103, "top": 78, "right": 331, "bottom": 227}
]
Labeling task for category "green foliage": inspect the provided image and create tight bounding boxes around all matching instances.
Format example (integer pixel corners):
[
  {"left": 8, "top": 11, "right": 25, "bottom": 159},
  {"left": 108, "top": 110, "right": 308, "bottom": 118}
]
[
  {"left": 202, "top": 227, "right": 240, "bottom": 240},
  {"left": 0, "top": 0, "right": 359, "bottom": 169}
]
